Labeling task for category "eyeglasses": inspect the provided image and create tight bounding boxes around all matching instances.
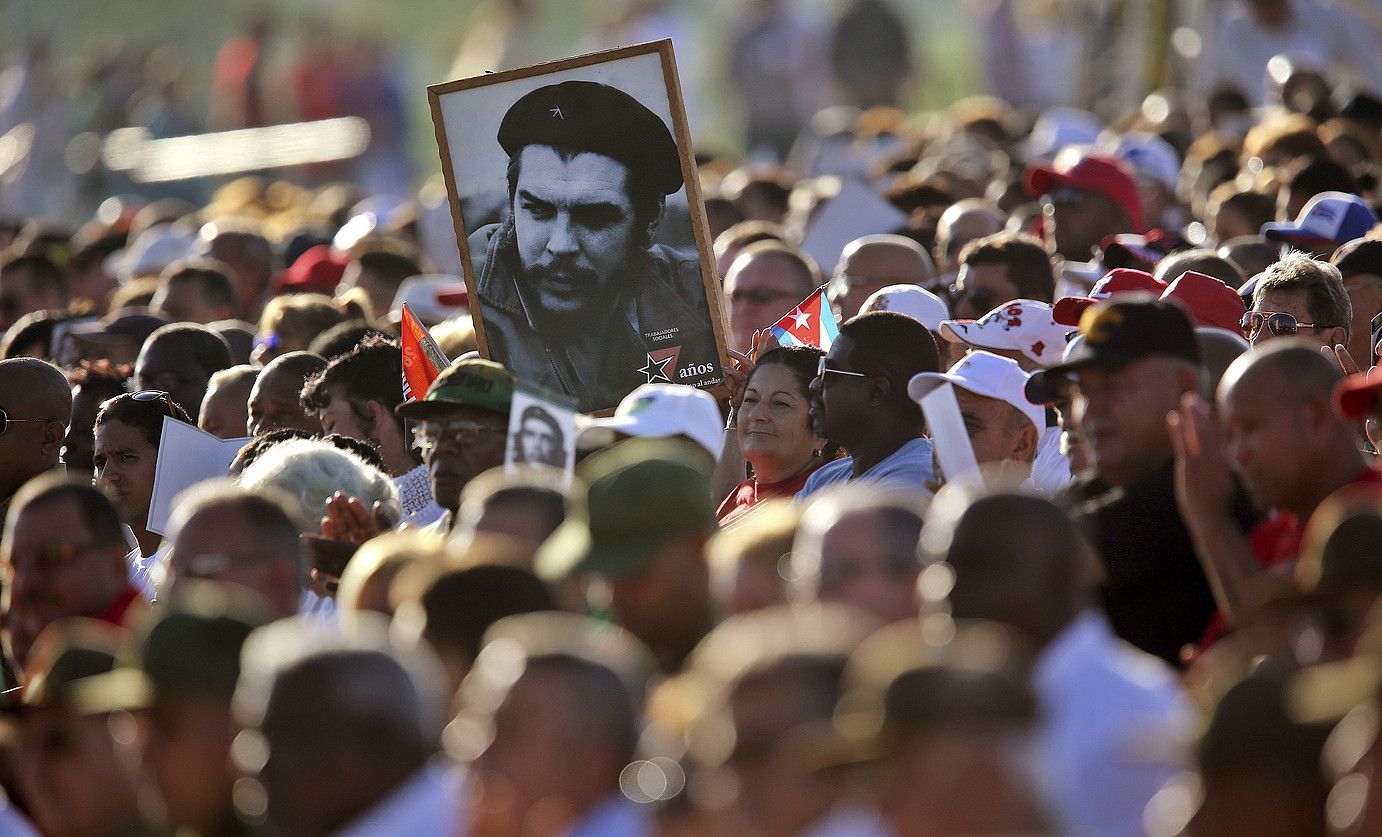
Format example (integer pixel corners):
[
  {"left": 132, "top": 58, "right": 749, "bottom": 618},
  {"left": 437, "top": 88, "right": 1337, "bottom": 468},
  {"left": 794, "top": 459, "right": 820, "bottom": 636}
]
[
  {"left": 413, "top": 417, "right": 505, "bottom": 454},
  {"left": 131, "top": 389, "right": 179, "bottom": 417},
  {"left": 816, "top": 357, "right": 869, "bottom": 380},
  {"left": 0, "top": 407, "right": 46, "bottom": 437},
  {"left": 949, "top": 282, "right": 998, "bottom": 315},
  {"left": 1240, "top": 311, "right": 1339, "bottom": 340},
  {"left": 728, "top": 288, "right": 799, "bottom": 307}
]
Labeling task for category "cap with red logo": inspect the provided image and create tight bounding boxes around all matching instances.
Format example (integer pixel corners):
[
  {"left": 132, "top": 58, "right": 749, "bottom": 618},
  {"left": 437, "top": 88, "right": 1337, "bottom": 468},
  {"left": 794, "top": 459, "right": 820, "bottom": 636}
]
[
  {"left": 938, "top": 299, "right": 1075, "bottom": 368},
  {"left": 1024, "top": 154, "right": 1146, "bottom": 233},
  {"left": 1052, "top": 268, "right": 1167, "bottom": 326},
  {"left": 1159, "top": 271, "right": 1246, "bottom": 333}
]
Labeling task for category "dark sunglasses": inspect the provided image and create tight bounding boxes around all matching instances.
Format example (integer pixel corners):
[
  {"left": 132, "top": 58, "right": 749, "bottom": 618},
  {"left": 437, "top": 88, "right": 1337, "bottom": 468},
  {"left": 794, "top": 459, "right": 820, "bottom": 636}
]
[
  {"left": 948, "top": 282, "right": 997, "bottom": 315},
  {"left": 0, "top": 407, "right": 46, "bottom": 437},
  {"left": 131, "top": 389, "right": 179, "bottom": 416},
  {"left": 1240, "top": 311, "right": 1338, "bottom": 340}
]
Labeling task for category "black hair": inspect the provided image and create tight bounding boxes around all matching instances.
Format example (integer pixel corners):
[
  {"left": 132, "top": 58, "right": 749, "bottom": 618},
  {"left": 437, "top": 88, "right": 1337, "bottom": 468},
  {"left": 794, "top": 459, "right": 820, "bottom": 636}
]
[
  {"left": 301, "top": 335, "right": 404, "bottom": 431},
  {"left": 14, "top": 479, "right": 125, "bottom": 549},
  {"left": 957, "top": 232, "right": 1056, "bottom": 303},
  {"left": 421, "top": 564, "right": 557, "bottom": 664},
  {"left": 838, "top": 312, "right": 940, "bottom": 415},
  {"left": 506, "top": 147, "right": 665, "bottom": 248},
  {"left": 162, "top": 258, "right": 238, "bottom": 313},
  {"left": 308, "top": 321, "right": 388, "bottom": 360},
  {"left": 1286, "top": 158, "right": 1358, "bottom": 198},
  {"left": 95, "top": 392, "right": 192, "bottom": 447},
  {"left": 145, "top": 323, "right": 234, "bottom": 375},
  {"left": 748, "top": 346, "right": 841, "bottom": 457},
  {"left": 1, "top": 309, "right": 64, "bottom": 359},
  {"left": 0, "top": 253, "right": 67, "bottom": 302}
]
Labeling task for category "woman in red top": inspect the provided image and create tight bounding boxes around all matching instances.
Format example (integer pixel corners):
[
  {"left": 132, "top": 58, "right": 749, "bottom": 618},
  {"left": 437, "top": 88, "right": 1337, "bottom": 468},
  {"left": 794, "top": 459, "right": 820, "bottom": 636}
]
[{"left": 717, "top": 347, "right": 833, "bottom": 525}]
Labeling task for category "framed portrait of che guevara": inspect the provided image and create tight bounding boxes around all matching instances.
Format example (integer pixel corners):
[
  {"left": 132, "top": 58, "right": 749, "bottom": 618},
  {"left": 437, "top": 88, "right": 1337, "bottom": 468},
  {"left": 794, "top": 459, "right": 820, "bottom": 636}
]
[{"left": 427, "top": 40, "right": 730, "bottom": 414}]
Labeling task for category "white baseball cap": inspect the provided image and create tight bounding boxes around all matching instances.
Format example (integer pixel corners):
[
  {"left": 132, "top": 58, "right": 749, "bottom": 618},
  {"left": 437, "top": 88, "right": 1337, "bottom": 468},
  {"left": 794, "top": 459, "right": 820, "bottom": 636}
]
[
  {"left": 937, "top": 299, "right": 1074, "bottom": 368},
  {"left": 391, "top": 274, "right": 470, "bottom": 324},
  {"left": 859, "top": 284, "right": 950, "bottom": 331},
  {"left": 582, "top": 384, "right": 723, "bottom": 459},
  {"left": 908, "top": 350, "right": 1045, "bottom": 435},
  {"left": 105, "top": 224, "right": 197, "bottom": 282}
]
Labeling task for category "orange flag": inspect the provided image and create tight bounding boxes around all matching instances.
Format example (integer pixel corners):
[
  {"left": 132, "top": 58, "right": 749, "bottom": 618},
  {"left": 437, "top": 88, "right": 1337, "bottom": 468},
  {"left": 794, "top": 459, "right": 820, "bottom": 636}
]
[{"left": 400, "top": 303, "right": 451, "bottom": 403}]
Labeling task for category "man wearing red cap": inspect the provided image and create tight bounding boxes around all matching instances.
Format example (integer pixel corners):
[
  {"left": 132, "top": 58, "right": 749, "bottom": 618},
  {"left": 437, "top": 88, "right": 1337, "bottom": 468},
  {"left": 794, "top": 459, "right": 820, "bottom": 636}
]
[{"left": 1026, "top": 154, "right": 1146, "bottom": 263}]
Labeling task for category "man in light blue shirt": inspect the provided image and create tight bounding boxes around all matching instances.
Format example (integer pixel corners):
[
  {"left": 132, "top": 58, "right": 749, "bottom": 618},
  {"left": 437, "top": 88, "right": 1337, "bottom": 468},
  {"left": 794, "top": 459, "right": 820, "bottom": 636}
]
[{"left": 798, "top": 312, "right": 938, "bottom": 499}]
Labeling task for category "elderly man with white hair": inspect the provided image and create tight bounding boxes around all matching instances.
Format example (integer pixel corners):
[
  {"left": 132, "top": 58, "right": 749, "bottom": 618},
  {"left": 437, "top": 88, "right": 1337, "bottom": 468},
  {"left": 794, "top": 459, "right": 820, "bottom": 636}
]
[
  {"left": 828, "top": 233, "right": 936, "bottom": 320},
  {"left": 234, "top": 615, "right": 463, "bottom": 836}
]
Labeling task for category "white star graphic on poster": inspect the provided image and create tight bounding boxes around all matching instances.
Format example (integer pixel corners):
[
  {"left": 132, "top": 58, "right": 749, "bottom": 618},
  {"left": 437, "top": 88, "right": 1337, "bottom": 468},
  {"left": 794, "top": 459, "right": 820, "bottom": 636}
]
[
  {"left": 792, "top": 309, "right": 811, "bottom": 330},
  {"left": 637, "top": 352, "right": 674, "bottom": 383}
]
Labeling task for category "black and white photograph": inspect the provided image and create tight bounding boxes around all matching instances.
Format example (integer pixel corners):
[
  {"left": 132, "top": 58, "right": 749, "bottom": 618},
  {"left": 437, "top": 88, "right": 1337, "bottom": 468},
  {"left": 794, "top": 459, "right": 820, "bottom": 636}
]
[
  {"left": 428, "top": 40, "right": 729, "bottom": 414},
  {"left": 504, "top": 385, "right": 577, "bottom": 481}
]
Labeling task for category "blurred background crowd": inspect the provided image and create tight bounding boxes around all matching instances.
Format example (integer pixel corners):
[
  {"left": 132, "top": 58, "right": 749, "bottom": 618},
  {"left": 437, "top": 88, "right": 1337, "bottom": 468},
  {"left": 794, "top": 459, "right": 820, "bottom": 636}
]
[{"left": 1, "top": 1, "right": 1382, "bottom": 836}]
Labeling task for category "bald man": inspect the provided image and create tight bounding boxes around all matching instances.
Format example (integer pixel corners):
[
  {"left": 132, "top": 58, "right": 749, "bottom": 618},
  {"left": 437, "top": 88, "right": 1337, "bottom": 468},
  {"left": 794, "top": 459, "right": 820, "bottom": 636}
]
[
  {"left": 937, "top": 491, "right": 1189, "bottom": 837},
  {"left": 198, "top": 365, "right": 258, "bottom": 440},
  {"left": 0, "top": 358, "right": 72, "bottom": 525},
  {"left": 829, "top": 234, "right": 936, "bottom": 320},
  {"left": 933, "top": 199, "right": 1005, "bottom": 277},
  {"left": 247, "top": 351, "right": 326, "bottom": 437},
  {"left": 1171, "top": 340, "right": 1374, "bottom": 625},
  {"left": 723, "top": 242, "right": 820, "bottom": 353}
]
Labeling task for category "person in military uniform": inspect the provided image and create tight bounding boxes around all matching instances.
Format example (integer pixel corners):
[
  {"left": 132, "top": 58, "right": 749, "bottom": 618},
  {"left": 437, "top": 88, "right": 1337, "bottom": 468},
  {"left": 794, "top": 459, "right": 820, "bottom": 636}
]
[{"left": 468, "top": 79, "right": 722, "bottom": 413}]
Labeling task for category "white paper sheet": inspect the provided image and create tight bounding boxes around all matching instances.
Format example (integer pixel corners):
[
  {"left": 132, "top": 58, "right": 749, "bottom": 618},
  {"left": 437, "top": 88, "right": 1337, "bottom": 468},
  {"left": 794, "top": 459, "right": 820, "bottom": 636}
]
[
  {"left": 919, "top": 383, "right": 982, "bottom": 488},
  {"left": 799, "top": 175, "right": 908, "bottom": 275},
  {"left": 146, "top": 417, "right": 251, "bottom": 536}
]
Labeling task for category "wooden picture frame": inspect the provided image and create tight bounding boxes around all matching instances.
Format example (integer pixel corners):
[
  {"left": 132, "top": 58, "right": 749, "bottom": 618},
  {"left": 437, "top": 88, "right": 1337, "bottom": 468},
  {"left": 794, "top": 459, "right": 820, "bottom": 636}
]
[{"left": 427, "top": 40, "right": 729, "bottom": 414}]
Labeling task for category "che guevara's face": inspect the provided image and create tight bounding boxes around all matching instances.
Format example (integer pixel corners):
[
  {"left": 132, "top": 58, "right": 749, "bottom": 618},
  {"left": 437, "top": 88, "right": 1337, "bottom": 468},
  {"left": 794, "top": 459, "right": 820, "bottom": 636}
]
[{"left": 511, "top": 144, "right": 641, "bottom": 318}]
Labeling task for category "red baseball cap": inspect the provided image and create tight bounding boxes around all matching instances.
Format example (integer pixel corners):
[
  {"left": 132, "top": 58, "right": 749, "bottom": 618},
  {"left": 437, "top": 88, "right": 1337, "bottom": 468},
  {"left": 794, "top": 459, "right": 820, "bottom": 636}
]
[
  {"left": 274, "top": 245, "right": 347, "bottom": 294},
  {"left": 1025, "top": 154, "right": 1146, "bottom": 233},
  {"left": 1159, "top": 271, "right": 1247, "bottom": 332},
  {"left": 1052, "top": 268, "right": 1166, "bottom": 326},
  {"left": 1335, "top": 369, "right": 1382, "bottom": 419}
]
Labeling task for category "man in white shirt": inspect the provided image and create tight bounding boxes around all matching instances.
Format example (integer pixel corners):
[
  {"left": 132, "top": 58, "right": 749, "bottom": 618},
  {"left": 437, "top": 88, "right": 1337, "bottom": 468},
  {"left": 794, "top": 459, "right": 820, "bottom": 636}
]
[{"left": 931, "top": 490, "right": 1192, "bottom": 837}]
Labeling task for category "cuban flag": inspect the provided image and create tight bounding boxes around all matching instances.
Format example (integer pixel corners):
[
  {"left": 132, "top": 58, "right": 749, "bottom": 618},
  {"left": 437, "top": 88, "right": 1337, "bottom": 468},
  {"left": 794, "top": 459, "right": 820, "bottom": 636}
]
[{"left": 769, "top": 287, "right": 839, "bottom": 351}]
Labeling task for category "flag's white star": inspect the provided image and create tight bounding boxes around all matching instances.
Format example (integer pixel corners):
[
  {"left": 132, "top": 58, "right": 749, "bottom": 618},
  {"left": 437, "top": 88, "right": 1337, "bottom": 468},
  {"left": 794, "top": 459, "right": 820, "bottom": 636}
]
[{"left": 792, "top": 309, "right": 812, "bottom": 330}]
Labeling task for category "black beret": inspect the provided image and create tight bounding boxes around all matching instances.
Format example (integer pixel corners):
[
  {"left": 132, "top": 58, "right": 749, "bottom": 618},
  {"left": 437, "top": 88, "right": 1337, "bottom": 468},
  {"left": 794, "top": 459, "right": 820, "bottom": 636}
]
[{"left": 498, "top": 80, "right": 684, "bottom": 196}]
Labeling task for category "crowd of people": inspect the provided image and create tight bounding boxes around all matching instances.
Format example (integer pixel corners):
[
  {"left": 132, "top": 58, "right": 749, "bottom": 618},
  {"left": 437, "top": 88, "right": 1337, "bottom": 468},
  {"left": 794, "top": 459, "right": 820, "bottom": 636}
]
[{"left": 2, "top": 1, "right": 1382, "bottom": 836}]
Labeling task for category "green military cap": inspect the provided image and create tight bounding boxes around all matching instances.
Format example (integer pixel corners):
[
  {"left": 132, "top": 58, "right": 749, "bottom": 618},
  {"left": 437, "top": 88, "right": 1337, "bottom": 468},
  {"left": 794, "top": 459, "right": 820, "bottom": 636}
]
[
  {"left": 498, "top": 80, "right": 684, "bottom": 197},
  {"left": 396, "top": 357, "right": 515, "bottom": 421},
  {"left": 3, "top": 618, "right": 121, "bottom": 714},
  {"left": 536, "top": 437, "right": 714, "bottom": 582},
  {"left": 70, "top": 581, "right": 271, "bottom": 715}
]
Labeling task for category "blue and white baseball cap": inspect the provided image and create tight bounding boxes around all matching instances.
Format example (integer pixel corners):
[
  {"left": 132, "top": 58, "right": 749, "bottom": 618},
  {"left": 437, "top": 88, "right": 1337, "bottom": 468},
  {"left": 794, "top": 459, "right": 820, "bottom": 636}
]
[{"left": 1262, "top": 191, "right": 1378, "bottom": 249}]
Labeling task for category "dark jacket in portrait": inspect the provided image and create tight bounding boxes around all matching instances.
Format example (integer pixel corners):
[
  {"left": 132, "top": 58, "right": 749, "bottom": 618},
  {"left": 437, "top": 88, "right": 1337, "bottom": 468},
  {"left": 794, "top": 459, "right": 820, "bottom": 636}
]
[{"left": 469, "top": 220, "right": 721, "bottom": 412}]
